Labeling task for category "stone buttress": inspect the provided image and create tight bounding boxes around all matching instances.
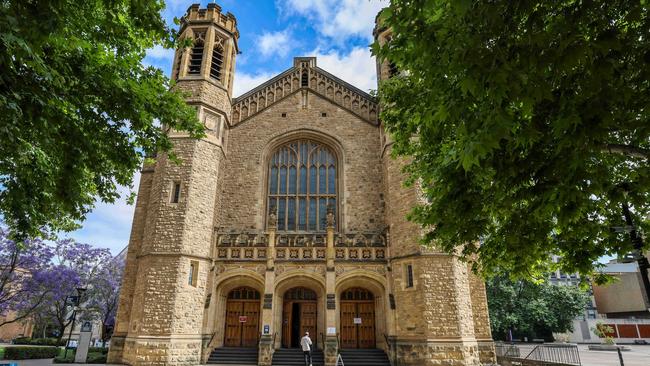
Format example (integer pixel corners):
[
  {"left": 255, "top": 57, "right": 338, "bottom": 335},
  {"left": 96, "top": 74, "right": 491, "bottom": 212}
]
[
  {"left": 374, "top": 14, "right": 496, "bottom": 366},
  {"left": 108, "top": 4, "right": 237, "bottom": 365}
]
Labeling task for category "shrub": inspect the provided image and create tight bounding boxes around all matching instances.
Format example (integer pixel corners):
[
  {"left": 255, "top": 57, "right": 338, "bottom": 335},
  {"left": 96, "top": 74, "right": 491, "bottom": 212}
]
[
  {"left": 88, "top": 347, "right": 109, "bottom": 354},
  {"left": 87, "top": 352, "right": 108, "bottom": 364},
  {"left": 11, "top": 337, "right": 31, "bottom": 345},
  {"left": 53, "top": 349, "right": 107, "bottom": 364},
  {"left": 3, "top": 346, "right": 59, "bottom": 360},
  {"left": 12, "top": 337, "right": 65, "bottom": 346}
]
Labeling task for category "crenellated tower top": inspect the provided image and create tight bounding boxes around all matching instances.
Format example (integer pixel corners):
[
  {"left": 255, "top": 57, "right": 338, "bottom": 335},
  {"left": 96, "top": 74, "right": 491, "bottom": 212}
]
[
  {"left": 173, "top": 3, "right": 239, "bottom": 97},
  {"left": 180, "top": 3, "right": 239, "bottom": 45}
]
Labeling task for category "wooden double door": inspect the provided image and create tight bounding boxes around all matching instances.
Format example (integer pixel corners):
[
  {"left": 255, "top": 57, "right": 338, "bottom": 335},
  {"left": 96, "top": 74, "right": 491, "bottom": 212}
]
[
  {"left": 340, "top": 288, "right": 375, "bottom": 349},
  {"left": 282, "top": 287, "right": 318, "bottom": 348},
  {"left": 224, "top": 287, "right": 260, "bottom": 347}
]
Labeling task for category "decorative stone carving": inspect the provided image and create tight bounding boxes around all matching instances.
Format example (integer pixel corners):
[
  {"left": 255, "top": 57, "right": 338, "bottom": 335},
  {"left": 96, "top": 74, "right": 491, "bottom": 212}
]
[
  {"left": 267, "top": 206, "right": 277, "bottom": 229},
  {"left": 326, "top": 204, "right": 335, "bottom": 228}
]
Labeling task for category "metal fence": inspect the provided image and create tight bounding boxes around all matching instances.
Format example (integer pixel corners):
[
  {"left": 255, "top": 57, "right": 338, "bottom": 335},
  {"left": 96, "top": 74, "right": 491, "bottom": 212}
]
[
  {"left": 495, "top": 342, "right": 581, "bottom": 366},
  {"left": 495, "top": 343, "right": 521, "bottom": 358},
  {"left": 525, "top": 344, "right": 581, "bottom": 365}
]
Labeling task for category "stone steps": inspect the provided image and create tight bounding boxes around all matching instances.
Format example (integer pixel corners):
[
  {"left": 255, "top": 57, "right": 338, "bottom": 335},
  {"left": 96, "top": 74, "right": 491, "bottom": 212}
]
[
  {"left": 207, "top": 347, "right": 258, "bottom": 365},
  {"left": 339, "top": 349, "right": 391, "bottom": 366},
  {"left": 271, "top": 348, "right": 325, "bottom": 366}
]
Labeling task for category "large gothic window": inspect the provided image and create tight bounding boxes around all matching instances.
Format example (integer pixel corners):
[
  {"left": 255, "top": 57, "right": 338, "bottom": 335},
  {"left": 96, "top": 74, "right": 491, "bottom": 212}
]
[{"left": 268, "top": 140, "right": 337, "bottom": 231}]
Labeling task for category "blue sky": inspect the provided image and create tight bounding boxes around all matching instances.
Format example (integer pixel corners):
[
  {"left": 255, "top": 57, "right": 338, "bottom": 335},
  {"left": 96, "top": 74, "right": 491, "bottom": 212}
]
[{"left": 67, "top": 0, "right": 386, "bottom": 254}]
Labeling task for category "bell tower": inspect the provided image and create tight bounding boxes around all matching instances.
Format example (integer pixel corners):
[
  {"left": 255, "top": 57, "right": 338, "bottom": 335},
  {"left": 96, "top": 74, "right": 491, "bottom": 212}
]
[
  {"left": 108, "top": 3, "right": 238, "bottom": 365},
  {"left": 374, "top": 12, "right": 495, "bottom": 366}
]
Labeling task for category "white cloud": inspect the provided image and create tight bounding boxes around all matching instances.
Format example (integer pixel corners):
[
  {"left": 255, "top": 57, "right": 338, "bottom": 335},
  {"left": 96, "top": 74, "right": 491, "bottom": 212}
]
[
  {"left": 278, "top": 0, "right": 387, "bottom": 42},
  {"left": 257, "top": 29, "right": 294, "bottom": 58},
  {"left": 233, "top": 71, "right": 279, "bottom": 98},
  {"left": 146, "top": 45, "right": 175, "bottom": 61},
  {"left": 232, "top": 46, "right": 377, "bottom": 98},
  {"left": 66, "top": 173, "right": 140, "bottom": 255},
  {"left": 310, "top": 47, "right": 377, "bottom": 93}
]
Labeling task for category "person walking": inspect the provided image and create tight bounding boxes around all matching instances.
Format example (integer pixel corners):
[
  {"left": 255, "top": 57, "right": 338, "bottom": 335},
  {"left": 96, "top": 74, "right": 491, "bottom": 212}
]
[{"left": 301, "top": 331, "right": 313, "bottom": 366}]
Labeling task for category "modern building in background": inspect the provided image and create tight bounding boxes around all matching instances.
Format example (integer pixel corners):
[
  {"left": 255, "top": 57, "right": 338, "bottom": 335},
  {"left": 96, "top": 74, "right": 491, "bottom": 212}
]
[
  {"left": 557, "top": 260, "right": 650, "bottom": 343},
  {"left": 107, "top": 4, "right": 494, "bottom": 366}
]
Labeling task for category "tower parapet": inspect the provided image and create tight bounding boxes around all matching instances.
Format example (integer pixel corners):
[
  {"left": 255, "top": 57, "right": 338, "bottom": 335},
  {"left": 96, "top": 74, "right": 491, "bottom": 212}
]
[{"left": 173, "top": 3, "right": 239, "bottom": 98}]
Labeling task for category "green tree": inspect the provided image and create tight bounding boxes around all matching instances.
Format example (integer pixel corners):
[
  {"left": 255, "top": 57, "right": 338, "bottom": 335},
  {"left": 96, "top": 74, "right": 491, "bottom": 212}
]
[
  {"left": 373, "top": 1, "right": 650, "bottom": 279},
  {"left": 0, "top": 0, "right": 203, "bottom": 241},
  {"left": 487, "top": 275, "right": 588, "bottom": 341}
]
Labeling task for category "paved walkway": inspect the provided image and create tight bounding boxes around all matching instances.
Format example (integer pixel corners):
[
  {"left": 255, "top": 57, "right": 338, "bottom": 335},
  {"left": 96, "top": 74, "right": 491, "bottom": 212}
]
[
  {"left": 516, "top": 344, "right": 650, "bottom": 366},
  {"left": 4, "top": 344, "right": 650, "bottom": 365}
]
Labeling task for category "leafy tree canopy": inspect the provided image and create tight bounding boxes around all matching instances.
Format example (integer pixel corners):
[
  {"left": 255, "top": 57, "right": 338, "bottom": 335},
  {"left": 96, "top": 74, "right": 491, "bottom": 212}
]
[
  {"left": 487, "top": 274, "right": 588, "bottom": 341},
  {"left": 0, "top": 0, "right": 204, "bottom": 241},
  {"left": 374, "top": 0, "right": 650, "bottom": 279}
]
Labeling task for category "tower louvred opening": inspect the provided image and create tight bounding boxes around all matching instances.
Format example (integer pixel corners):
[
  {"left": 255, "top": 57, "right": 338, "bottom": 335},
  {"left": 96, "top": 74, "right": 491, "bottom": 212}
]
[
  {"left": 210, "top": 45, "right": 224, "bottom": 81},
  {"left": 188, "top": 38, "right": 204, "bottom": 75}
]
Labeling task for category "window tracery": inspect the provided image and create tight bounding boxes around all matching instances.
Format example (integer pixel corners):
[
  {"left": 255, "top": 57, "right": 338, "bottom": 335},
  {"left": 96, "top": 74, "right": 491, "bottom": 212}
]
[{"left": 267, "top": 140, "right": 337, "bottom": 232}]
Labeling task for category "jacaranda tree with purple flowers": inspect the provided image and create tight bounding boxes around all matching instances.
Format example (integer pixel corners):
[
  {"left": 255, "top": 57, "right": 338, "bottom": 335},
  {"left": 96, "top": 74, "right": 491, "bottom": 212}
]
[
  {"left": 85, "top": 256, "right": 125, "bottom": 345},
  {"left": 35, "top": 239, "right": 112, "bottom": 340},
  {"left": 0, "top": 227, "right": 56, "bottom": 327}
]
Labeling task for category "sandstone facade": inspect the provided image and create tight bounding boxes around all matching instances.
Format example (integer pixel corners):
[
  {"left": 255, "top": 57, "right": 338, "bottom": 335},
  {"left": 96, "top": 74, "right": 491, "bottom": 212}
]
[{"left": 108, "top": 3, "right": 495, "bottom": 366}]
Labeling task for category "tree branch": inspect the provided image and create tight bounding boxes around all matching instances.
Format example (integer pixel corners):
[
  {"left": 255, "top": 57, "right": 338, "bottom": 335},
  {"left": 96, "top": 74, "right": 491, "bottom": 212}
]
[{"left": 602, "top": 144, "right": 649, "bottom": 159}]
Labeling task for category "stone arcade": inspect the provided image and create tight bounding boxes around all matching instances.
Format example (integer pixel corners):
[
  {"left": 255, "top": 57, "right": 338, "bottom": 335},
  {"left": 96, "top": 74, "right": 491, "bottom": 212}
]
[{"left": 107, "top": 4, "right": 495, "bottom": 366}]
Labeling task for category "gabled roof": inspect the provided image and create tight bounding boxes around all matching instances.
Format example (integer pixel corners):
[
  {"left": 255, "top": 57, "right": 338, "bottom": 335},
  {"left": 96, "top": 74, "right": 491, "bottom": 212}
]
[{"left": 231, "top": 57, "right": 379, "bottom": 125}]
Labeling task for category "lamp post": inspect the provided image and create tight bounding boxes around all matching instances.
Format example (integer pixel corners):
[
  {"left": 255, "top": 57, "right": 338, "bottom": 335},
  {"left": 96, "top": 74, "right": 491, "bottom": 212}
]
[{"left": 64, "top": 287, "right": 87, "bottom": 359}]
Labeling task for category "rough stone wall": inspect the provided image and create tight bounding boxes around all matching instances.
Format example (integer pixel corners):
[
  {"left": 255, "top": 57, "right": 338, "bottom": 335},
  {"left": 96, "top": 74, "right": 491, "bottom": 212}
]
[
  {"left": 112, "top": 135, "right": 223, "bottom": 365},
  {"left": 468, "top": 270, "right": 492, "bottom": 340},
  {"left": 108, "top": 166, "right": 154, "bottom": 363},
  {"left": 219, "top": 92, "right": 384, "bottom": 232},
  {"left": 381, "top": 151, "right": 421, "bottom": 257}
]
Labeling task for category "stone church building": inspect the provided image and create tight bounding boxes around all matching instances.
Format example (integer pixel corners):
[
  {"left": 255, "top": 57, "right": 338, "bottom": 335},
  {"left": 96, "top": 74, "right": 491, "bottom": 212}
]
[{"left": 108, "top": 4, "right": 494, "bottom": 366}]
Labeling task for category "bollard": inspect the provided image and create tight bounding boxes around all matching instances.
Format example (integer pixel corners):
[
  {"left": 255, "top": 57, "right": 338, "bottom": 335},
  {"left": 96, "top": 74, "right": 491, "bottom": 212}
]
[{"left": 617, "top": 347, "right": 624, "bottom": 366}]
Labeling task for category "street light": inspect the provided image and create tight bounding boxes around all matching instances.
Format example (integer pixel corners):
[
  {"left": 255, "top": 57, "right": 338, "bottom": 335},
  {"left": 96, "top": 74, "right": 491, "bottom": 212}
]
[{"left": 64, "top": 287, "right": 87, "bottom": 359}]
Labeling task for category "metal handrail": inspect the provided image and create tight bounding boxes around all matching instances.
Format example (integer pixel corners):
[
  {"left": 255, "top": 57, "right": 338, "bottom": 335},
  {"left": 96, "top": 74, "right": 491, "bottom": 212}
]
[
  {"left": 524, "top": 344, "right": 581, "bottom": 365},
  {"left": 207, "top": 332, "right": 217, "bottom": 349}
]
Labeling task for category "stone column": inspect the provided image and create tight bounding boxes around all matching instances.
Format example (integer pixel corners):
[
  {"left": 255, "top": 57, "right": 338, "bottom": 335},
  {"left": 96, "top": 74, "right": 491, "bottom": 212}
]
[
  {"left": 324, "top": 206, "right": 338, "bottom": 366},
  {"left": 259, "top": 209, "right": 277, "bottom": 366}
]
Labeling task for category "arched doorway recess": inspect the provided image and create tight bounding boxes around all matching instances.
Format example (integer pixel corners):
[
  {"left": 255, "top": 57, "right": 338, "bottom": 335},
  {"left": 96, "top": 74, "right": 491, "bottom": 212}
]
[
  {"left": 282, "top": 287, "right": 318, "bottom": 348},
  {"left": 224, "top": 287, "right": 261, "bottom": 347},
  {"left": 340, "top": 288, "right": 375, "bottom": 349}
]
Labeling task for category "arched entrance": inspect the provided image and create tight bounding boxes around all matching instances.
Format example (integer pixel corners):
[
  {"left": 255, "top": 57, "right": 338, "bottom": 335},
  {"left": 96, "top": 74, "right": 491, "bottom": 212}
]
[
  {"left": 224, "top": 287, "right": 261, "bottom": 347},
  {"left": 340, "top": 288, "right": 375, "bottom": 349},
  {"left": 282, "top": 287, "right": 317, "bottom": 348}
]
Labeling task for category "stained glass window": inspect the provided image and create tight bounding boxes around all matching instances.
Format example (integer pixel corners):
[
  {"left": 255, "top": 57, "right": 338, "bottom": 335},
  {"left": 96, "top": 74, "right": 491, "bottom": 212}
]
[{"left": 268, "top": 140, "right": 337, "bottom": 231}]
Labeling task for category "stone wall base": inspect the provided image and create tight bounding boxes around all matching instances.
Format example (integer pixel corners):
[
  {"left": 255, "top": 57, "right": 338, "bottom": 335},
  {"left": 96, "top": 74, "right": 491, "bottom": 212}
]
[
  {"left": 392, "top": 339, "right": 492, "bottom": 366},
  {"left": 107, "top": 335, "right": 202, "bottom": 366},
  {"left": 477, "top": 340, "right": 496, "bottom": 364}
]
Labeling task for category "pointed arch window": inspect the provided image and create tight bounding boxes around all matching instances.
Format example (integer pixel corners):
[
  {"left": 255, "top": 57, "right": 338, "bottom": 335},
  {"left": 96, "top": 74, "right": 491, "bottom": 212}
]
[
  {"left": 267, "top": 140, "right": 337, "bottom": 231},
  {"left": 188, "top": 33, "right": 205, "bottom": 75},
  {"left": 210, "top": 44, "right": 224, "bottom": 81}
]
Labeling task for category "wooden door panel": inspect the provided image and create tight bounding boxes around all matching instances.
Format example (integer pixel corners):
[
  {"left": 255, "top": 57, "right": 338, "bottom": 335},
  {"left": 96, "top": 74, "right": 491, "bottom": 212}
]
[
  {"left": 225, "top": 301, "right": 243, "bottom": 347},
  {"left": 357, "top": 302, "right": 375, "bottom": 349},
  {"left": 282, "top": 301, "right": 292, "bottom": 348},
  {"left": 242, "top": 302, "right": 260, "bottom": 347},
  {"left": 300, "top": 302, "right": 317, "bottom": 344},
  {"left": 340, "top": 302, "right": 357, "bottom": 349}
]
